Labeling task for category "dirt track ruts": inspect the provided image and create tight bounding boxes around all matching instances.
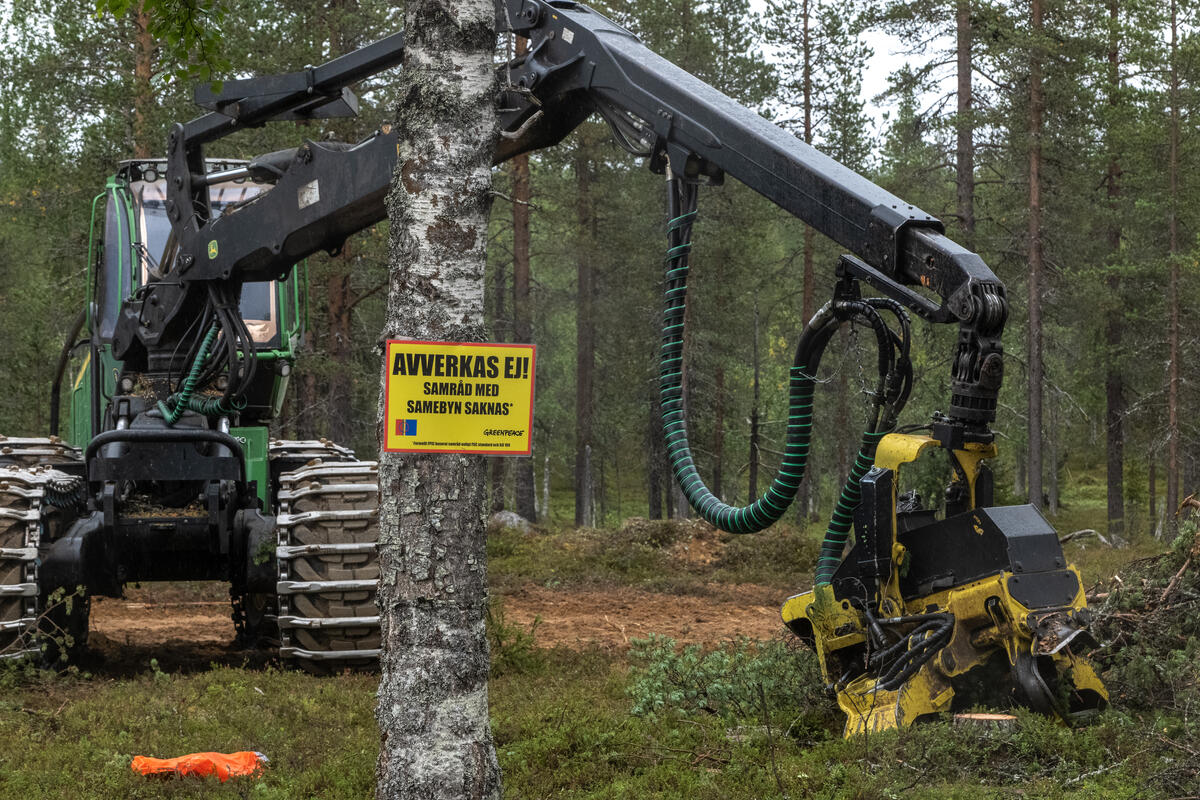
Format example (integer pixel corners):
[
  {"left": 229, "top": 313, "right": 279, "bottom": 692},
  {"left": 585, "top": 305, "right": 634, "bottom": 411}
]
[{"left": 85, "top": 581, "right": 792, "bottom": 673}]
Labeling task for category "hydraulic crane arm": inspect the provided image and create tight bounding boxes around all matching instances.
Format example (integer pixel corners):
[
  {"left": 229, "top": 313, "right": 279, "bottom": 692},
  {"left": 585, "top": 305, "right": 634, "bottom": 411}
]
[
  {"left": 114, "top": 34, "right": 409, "bottom": 370},
  {"left": 159, "top": 33, "right": 407, "bottom": 287},
  {"left": 492, "top": 0, "right": 1006, "bottom": 435},
  {"left": 132, "top": 0, "right": 1004, "bottom": 438}
]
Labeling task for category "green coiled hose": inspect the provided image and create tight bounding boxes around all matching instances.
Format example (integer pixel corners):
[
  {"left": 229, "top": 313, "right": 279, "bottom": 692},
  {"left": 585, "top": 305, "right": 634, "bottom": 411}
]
[
  {"left": 175, "top": 393, "right": 248, "bottom": 417},
  {"left": 660, "top": 177, "right": 905, "bottom": 575},
  {"left": 814, "top": 431, "right": 887, "bottom": 585},
  {"left": 660, "top": 194, "right": 814, "bottom": 533},
  {"left": 158, "top": 323, "right": 220, "bottom": 425}
]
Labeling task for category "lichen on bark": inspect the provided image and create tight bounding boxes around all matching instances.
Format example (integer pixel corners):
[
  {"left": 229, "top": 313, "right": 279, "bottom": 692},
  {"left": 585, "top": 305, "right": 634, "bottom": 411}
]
[{"left": 374, "top": 0, "right": 500, "bottom": 797}]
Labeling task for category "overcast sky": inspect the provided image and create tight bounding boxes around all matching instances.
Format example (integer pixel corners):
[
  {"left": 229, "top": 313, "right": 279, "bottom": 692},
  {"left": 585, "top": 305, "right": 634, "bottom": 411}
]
[{"left": 744, "top": 0, "right": 941, "bottom": 129}]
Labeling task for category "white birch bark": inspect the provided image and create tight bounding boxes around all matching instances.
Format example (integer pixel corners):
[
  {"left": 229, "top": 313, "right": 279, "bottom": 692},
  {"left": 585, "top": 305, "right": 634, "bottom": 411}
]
[{"left": 374, "top": 0, "right": 500, "bottom": 797}]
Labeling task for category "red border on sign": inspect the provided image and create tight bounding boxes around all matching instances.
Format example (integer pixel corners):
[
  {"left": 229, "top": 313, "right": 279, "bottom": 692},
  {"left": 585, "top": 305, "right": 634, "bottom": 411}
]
[{"left": 382, "top": 339, "right": 537, "bottom": 455}]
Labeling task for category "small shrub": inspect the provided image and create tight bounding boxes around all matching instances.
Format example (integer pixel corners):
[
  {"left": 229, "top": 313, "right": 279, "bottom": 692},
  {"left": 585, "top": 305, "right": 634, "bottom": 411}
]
[
  {"left": 616, "top": 517, "right": 690, "bottom": 549},
  {"left": 485, "top": 529, "right": 522, "bottom": 560},
  {"left": 486, "top": 600, "right": 544, "bottom": 677},
  {"left": 627, "top": 634, "right": 834, "bottom": 737},
  {"left": 714, "top": 524, "right": 819, "bottom": 584}
]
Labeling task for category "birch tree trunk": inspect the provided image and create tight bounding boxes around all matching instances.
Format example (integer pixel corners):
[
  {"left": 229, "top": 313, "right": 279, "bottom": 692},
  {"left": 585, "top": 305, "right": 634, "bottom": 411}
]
[{"left": 375, "top": 0, "right": 501, "bottom": 796}]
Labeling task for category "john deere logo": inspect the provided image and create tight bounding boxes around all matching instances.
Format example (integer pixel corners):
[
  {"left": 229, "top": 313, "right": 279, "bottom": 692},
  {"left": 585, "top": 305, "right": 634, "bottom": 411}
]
[{"left": 208, "top": 240, "right": 219, "bottom": 259}]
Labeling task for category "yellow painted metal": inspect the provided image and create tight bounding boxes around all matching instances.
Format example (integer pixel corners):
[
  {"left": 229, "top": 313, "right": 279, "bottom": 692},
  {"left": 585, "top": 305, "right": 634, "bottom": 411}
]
[
  {"left": 873, "top": 432, "right": 997, "bottom": 508},
  {"left": 839, "top": 669, "right": 954, "bottom": 735},
  {"left": 781, "top": 432, "right": 1106, "bottom": 737},
  {"left": 72, "top": 351, "right": 91, "bottom": 391},
  {"left": 1060, "top": 653, "right": 1108, "bottom": 701},
  {"left": 871, "top": 433, "right": 939, "bottom": 472},
  {"left": 784, "top": 567, "right": 1109, "bottom": 736}
]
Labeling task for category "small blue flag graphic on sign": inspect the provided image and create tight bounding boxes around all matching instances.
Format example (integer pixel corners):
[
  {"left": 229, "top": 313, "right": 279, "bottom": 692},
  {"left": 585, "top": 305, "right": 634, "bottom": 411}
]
[{"left": 395, "top": 419, "right": 417, "bottom": 436}]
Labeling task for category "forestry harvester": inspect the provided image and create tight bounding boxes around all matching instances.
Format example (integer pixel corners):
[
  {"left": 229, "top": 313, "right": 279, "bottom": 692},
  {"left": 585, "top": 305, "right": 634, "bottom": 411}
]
[{"left": 0, "top": 0, "right": 1106, "bottom": 731}]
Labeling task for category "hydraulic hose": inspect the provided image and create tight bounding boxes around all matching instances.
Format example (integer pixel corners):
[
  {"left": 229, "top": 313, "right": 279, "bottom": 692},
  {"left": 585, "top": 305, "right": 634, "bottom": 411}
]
[
  {"left": 660, "top": 176, "right": 910, "bottom": 546},
  {"left": 660, "top": 180, "right": 809, "bottom": 532},
  {"left": 157, "top": 323, "right": 219, "bottom": 425},
  {"left": 177, "top": 394, "right": 248, "bottom": 417},
  {"left": 814, "top": 430, "right": 887, "bottom": 585}
]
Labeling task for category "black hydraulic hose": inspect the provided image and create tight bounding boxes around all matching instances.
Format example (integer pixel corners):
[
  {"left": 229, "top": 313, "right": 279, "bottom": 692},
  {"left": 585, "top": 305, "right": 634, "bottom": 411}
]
[
  {"left": 160, "top": 282, "right": 257, "bottom": 424},
  {"left": 49, "top": 307, "right": 88, "bottom": 437},
  {"left": 169, "top": 295, "right": 214, "bottom": 394},
  {"left": 863, "top": 297, "right": 913, "bottom": 419},
  {"left": 659, "top": 176, "right": 905, "bottom": 537},
  {"left": 871, "top": 612, "right": 955, "bottom": 691},
  {"left": 806, "top": 298, "right": 898, "bottom": 586},
  {"left": 218, "top": 283, "right": 257, "bottom": 403},
  {"left": 158, "top": 323, "right": 219, "bottom": 425},
  {"left": 813, "top": 300, "right": 913, "bottom": 586},
  {"left": 877, "top": 624, "right": 953, "bottom": 690}
]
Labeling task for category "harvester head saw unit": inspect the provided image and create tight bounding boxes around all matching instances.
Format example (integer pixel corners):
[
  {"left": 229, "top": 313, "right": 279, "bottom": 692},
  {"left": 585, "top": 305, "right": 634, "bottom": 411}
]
[{"left": 781, "top": 432, "right": 1107, "bottom": 735}]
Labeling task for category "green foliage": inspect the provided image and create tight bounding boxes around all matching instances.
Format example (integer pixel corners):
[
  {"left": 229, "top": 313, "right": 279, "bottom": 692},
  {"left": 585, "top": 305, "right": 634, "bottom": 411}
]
[
  {"left": 617, "top": 518, "right": 689, "bottom": 549},
  {"left": 0, "top": 665, "right": 379, "bottom": 799},
  {"left": 94, "top": 0, "right": 230, "bottom": 82},
  {"left": 628, "top": 635, "right": 831, "bottom": 730},
  {"left": 5, "top": 550, "right": 1200, "bottom": 800},
  {"left": 486, "top": 600, "right": 545, "bottom": 677},
  {"left": 486, "top": 524, "right": 676, "bottom": 591},
  {"left": 713, "top": 524, "right": 821, "bottom": 585},
  {"left": 485, "top": 518, "right": 819, "bottom": 594}
]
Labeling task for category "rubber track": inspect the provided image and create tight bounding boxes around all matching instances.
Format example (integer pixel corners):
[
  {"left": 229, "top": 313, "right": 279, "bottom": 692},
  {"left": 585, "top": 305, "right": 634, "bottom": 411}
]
[
  {"left": 268, "top": 439, "right": 356, "bottom": 472},
  {"left": 0, "top": 438, "right": 86, "bottom": 662},
  {"left": 236, "top": 438, "right": 361, "bottom": 645},
  {"left": 0, "top": 436, "right": 82, "bottom": 469},
  {"left": 275, "top": 456, "right": 380, "bottom": 673},
  {"left": 0, "top": 463, "right": 77, "bottom": 661}
]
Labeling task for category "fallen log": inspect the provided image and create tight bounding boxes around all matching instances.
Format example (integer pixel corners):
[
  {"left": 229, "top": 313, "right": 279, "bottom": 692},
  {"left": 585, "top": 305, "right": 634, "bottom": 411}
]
[
  {"left": 953, "top": 713, "right": 1018, "bottom": 731},
  {"left": 1159, "top": 556, "right": 1192, "bottom": 604},
  {"left": 1059, "top": 528, "right": 1113, "bottom": 547}
]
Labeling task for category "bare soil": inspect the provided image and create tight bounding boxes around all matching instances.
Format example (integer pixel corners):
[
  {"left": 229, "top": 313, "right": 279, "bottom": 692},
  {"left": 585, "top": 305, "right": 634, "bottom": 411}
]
[
  {"left": 496, "top": 583, "right": 789, "bottom": 650},
  {"left": 84, "top": 580, "right": 792, "bottom": 673},
  {"left": 85, "top": 584, "right": 268, "bottom": 675}
]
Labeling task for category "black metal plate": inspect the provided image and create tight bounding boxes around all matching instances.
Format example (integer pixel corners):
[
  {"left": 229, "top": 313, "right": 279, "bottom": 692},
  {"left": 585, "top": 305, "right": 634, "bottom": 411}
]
[{"left": 1007, "top": 570, "right": 1080, "bottom": 610}]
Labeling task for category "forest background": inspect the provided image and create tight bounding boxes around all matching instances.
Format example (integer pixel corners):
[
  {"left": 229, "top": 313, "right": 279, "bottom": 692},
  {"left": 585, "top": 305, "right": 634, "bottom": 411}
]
[{"left": 1, "top": 0, "right": 1197, "bottom": 544}]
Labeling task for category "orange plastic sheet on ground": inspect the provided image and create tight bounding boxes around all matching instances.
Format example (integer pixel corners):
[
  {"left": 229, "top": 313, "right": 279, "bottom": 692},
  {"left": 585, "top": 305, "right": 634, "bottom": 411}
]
[{"left": 131, "top": 751, "right": 268, "bottom": 782}]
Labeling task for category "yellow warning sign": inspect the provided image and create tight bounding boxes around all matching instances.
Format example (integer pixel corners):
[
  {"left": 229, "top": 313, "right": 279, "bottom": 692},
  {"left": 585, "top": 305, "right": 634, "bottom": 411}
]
[{"left": 383, "top": 340, "right": 536, "bottom": 455}]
